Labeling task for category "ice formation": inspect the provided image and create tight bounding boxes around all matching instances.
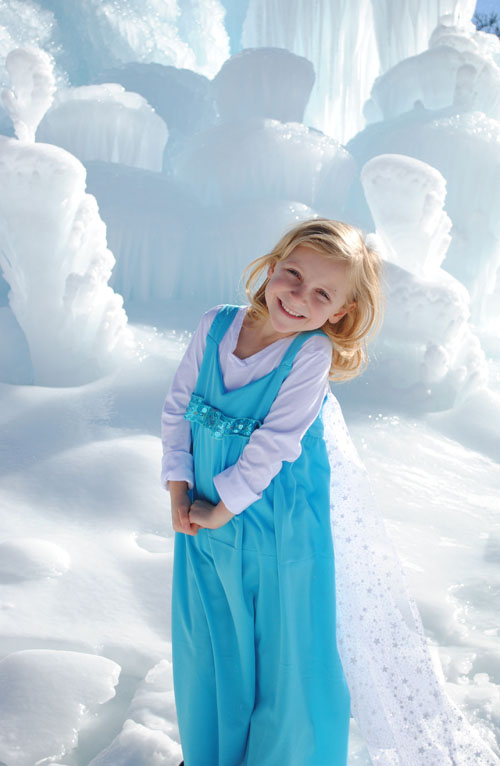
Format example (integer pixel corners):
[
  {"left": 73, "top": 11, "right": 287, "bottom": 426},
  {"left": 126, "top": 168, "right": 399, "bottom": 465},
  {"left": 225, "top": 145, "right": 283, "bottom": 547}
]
[
  {"left": 37, "top": 83, "right": 168, "bottom": 172},
  {"left": 93, "top": 62, "right": 218, "bottom": 157},
  {"left": 242, "top": 0, "right": 476, "bottom": 141},
  {"left": 363, "top": 259, "right": 488, "bottom": 410},
  {"left": 369, "top": 1, "right": 476, "bottom": 72},
  {"left": 176, "top": 0, "right": 230, "bottom": 77},
  {"left": 348, "top": 20, "right": 500, "bottom": 326},
  {"left": 364, "top": 19, "right": 500, "bottom": 123},
  {"left": 361, "top": 154, "right": 451, "bottom": 277},
  {"left": 2, "top": 46, "right": 55, "bottom": 141},
  {"left": 358, "top": 153, "right": 487, "bottom": 410},
  {"left": 212, "top": 47, "right": 315, "bottom": 124},
  {"left": 0, "top": 649, "right": 120, "bottom": 766},
  {"left": 242, "top": 0, "right": 380, "bottom": 142},
  {"left": 172, "top": 118, "right": 355, "bottom": 210},
  {"left": 0, "top": 136, "right": 134, "bottom": 385},
  {"left": 85, "top": 161, "right": 194, "bottom": 303},
  {"left": 10, "top": 0, "right": 228, "bottom": 87},
  {"left": 0, "top": 1, "right": 60, "bottom": 91}
]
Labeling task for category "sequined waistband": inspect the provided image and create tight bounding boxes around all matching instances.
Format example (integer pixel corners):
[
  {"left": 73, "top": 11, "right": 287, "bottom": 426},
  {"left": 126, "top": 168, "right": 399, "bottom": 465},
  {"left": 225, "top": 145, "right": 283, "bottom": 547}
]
[{"left": 184, "top": 393, "right": 262, "bottom": 439}]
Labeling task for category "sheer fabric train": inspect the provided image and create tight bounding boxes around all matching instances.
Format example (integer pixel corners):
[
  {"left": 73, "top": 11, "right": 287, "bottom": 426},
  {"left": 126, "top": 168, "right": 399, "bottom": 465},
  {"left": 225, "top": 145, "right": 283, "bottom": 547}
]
[{"left": 323, "top": 391, "right": 499, "bottom": 766}]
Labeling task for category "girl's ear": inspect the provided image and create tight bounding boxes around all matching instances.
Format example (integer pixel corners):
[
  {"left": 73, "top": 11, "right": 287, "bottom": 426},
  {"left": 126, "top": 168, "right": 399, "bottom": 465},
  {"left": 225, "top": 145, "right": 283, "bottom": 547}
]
[
  {"left": 328, "top": 301, "right": 357, "bottom": 324},
  {"left": 267, "top": 262, "right": 276, "bottom": 278}
]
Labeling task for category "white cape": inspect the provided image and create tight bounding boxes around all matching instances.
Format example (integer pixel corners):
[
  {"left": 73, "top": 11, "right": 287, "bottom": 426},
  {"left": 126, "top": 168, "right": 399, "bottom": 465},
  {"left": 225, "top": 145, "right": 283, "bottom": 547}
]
[{"left": 323, "top": 391, "right": 499, "bottom": 766}]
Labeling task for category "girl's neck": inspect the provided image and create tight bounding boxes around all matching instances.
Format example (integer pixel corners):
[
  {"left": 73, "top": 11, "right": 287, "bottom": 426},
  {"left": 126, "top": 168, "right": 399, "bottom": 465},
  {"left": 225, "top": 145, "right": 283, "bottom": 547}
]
[{"left": 242, "top": 307, "right": 298, "bottom": 347}]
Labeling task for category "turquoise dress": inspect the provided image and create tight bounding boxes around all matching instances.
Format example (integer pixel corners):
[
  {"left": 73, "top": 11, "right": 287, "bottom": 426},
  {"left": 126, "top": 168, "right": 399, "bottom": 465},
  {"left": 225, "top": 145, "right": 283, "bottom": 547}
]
[{"left": 171, "top": 305, "right": 350, "bottom": 766}]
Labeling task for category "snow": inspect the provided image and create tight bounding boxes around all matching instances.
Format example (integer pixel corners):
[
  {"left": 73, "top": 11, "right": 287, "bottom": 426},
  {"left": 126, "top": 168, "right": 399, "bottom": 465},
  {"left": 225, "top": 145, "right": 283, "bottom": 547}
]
[
  {"left": 0, "top": 649, "right": 120, "bottom": 766},
  {"left": 0, "top": 538, "right": 70, "bottom": 580},
  {"left": 0, "top": 1, "right": 499, "bottom": 763}
]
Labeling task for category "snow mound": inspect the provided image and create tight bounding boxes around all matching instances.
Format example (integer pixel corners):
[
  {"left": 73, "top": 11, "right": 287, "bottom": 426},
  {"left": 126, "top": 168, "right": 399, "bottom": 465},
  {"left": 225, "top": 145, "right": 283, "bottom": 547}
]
[
  {"left": 0, "top": 537, "right": 70, "bottom": 580},
  {"left": 0, "top": 649, "right": 120, "bottom": 766},
  {"left": 89, "top": 719, "right": 180, "bottom": 766},
  {"left": 89, "top": 659, "right": 181, "bottom": 765}
]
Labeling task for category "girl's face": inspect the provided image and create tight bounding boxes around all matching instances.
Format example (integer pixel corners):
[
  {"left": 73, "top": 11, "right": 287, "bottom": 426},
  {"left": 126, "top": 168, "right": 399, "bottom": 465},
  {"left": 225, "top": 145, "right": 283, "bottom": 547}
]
[{"left": 263, "top": 244, "right": 356, "bottom": 337}]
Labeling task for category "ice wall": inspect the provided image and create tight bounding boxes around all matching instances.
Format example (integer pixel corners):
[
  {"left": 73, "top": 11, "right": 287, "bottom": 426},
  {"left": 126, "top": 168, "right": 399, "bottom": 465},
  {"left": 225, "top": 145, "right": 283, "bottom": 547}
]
[
  {"left": 84, "top": 162, "right": 194, "bottom": 303},
  {"left": 242, "top": 0, "right": 380, "bottom": 143},
  {"left": 241, "top": 0, "right": 476, "bottom": 142}
]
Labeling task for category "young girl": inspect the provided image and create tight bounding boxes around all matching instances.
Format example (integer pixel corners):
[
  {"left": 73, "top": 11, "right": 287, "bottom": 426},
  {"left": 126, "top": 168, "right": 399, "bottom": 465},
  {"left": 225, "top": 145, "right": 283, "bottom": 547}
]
[{"left": 161, "top": 219, "right": 499, "bottom": 766}]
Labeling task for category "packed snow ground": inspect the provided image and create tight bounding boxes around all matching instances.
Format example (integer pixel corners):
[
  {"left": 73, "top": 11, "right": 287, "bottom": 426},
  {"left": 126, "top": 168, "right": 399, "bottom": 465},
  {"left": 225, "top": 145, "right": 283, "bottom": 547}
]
[{"left": 0, "top": 304, "right": 498, "bottom": 765}]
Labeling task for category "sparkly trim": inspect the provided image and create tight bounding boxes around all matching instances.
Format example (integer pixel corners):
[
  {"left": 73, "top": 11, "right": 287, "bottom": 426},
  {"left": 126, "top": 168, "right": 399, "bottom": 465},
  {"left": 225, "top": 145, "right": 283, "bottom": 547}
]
[{"left": 184, "top": 393, "right": 261, "bottom": 439}]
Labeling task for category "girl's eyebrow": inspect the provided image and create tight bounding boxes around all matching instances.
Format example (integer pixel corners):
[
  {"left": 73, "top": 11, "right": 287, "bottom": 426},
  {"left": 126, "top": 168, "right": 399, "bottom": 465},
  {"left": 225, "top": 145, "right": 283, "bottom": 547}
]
[{"left": 285, "top": 260, "right": 337, "bottom": 294}]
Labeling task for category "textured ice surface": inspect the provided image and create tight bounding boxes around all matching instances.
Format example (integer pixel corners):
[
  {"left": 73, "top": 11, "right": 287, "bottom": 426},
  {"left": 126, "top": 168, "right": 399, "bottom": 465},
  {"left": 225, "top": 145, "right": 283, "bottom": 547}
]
[
  {"left": 348, "top": 111, "right": 500, "bottom": 325},
  {"left": 242, "top": 0, "right": 380, "bottom": 142},
  {"left": 92, "top": 62, "right": 217, "bottom": 159},
  {"left": 84, "top": 161, "right": 194, "bottom": 303},
  {"left": 37, "top": 83, "right": 168, "bottom": 171},
  {"left": 172, "top": 118, "right": 356, "bottom": 211},
  {"left": 356, "top": 260, "right": 489, "bottom": 410},
  {"left": 2, "top": 46, "right": 55, "bottom": 142},
  {"left": 242, "top": 0, "right": 476, "bottom": 141},
  {"left": 365, "top": 25, "right": 500, "bottom": 123},
  {"left": 213, "top": 47, "right": 315, "bottom": 124},
  {"left": 361, "top": 154, "right": 451, "bottom": 277},
  {"left": 0, "top": 137, "right": 134, "bottom": 385},
  {"left": 0, "top": 649, "right": 120, "bottom": 766},
  {"left": 0, "top": 1, "right": 63, "bottom": 91},
  {"left": 369, "top": 1, "right": 476, "bottom": 72}
]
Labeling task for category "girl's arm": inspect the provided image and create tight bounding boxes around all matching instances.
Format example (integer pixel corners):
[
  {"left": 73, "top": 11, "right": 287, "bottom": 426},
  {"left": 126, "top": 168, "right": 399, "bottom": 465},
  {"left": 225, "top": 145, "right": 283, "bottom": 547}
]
[
  {"left": 161, "top": 306, "right": 220, "bottom": 490},
  {"left": 212, "top": 335, "right": 332, "bottom": 514}
]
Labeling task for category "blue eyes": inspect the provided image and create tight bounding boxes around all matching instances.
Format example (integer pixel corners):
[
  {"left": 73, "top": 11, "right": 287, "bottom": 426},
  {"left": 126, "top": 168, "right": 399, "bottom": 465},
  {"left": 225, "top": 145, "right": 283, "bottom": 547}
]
[{"left": 286, "top": 268, "right": 329, "bottom": 300}]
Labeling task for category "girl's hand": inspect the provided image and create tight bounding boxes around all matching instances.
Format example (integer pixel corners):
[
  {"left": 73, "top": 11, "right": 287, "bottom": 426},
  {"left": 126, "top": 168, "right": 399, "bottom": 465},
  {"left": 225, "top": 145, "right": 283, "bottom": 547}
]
[
  {"left": 169, "top": 481, "right": 201, "bottom": 536},
  {"left": 189, "top": 499, "right": 235, "bottom": 530}
]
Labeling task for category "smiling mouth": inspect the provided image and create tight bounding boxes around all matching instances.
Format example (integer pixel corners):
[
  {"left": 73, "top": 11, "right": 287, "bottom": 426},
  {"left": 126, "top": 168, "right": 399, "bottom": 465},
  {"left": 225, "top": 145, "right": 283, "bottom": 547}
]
[{"left": 279, "top": 299, "right": 305, "bottom": 319}]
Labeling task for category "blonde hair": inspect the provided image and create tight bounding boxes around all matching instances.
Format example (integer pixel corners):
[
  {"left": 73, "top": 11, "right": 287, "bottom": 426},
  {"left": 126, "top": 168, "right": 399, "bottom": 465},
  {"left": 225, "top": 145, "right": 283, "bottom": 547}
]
[{"left": 243, "top": 218, "right": 384, "bottom": 382}]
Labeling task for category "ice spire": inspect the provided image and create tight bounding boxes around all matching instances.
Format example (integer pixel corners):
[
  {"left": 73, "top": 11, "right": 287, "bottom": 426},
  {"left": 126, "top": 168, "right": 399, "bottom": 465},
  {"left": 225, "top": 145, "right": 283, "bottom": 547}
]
[{"left": 1, "top": 46, "right": 55, "bottom": 142}]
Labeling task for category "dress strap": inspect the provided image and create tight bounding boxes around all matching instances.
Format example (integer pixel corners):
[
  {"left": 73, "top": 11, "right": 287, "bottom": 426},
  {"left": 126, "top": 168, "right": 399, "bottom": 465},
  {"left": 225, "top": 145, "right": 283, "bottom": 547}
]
[
  {"left": 279, "top": 329, "right": 329, "bottom": 369},
  {"left": 207, "top": 305, "right": 240, "bottom": 345}
]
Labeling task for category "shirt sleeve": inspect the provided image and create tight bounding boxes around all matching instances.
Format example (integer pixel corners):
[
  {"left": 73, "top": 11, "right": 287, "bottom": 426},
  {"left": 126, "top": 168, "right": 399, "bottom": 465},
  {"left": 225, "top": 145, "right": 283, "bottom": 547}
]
[
  {"left": 160, "top": 306, "right": 221, "bottom": 490},
  {"left": 213, "top": 334, "right": 333, "bottom": 514}
]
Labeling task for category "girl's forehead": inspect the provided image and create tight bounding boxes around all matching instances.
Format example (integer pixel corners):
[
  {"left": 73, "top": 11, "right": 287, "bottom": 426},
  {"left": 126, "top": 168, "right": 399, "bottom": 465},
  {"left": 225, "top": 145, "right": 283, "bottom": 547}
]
[{"left": 284, "top": 247, "right": 347, "bottom": 272}]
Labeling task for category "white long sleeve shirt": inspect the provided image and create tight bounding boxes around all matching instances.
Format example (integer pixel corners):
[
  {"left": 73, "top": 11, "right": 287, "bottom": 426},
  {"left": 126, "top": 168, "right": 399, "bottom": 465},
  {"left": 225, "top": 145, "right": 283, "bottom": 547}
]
[{"left": 161, "top": 305, "right": 333, "bottom": 514}]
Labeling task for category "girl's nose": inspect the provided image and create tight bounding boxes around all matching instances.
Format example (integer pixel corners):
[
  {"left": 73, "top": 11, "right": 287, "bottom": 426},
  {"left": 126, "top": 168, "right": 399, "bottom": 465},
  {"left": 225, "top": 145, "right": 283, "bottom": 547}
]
[{"left": 290, "top": 283, "right": 307, "bottom": 303}]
